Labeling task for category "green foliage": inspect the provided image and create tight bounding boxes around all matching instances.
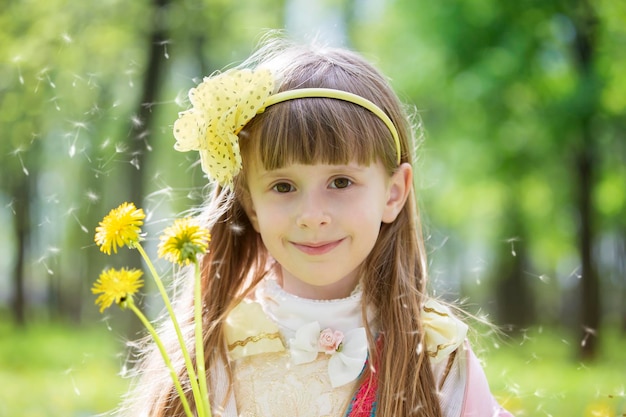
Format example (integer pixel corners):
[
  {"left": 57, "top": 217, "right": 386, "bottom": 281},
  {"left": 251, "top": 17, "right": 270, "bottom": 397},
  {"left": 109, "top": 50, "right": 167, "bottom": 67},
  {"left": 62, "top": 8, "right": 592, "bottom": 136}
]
[
  {"left": 483, "top": 327, "right": 626, "bottom": 416},
  {"left": 0, "top": 320, "right": 129, "bottom": 417}
]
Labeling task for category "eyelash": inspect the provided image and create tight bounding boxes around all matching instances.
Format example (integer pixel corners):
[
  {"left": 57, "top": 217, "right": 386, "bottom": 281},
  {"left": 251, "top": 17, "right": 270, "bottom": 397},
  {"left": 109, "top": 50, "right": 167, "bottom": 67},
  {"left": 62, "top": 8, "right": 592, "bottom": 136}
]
[
  {"left": 271, "top": 177, "right": 353, "bottom": 193},
  {"left": 330, "top": 177, "right": 352, "bottom": 189},
  {"left": 272, "top": 182, "right": 294, "bottom": 193}
]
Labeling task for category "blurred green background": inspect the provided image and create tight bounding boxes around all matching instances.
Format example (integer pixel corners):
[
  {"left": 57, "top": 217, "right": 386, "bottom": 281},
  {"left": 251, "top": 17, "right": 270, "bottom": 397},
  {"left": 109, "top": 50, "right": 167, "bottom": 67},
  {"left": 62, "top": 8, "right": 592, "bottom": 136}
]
[{"left": 0, "top": 0, "right": 624, "bottom": 416}]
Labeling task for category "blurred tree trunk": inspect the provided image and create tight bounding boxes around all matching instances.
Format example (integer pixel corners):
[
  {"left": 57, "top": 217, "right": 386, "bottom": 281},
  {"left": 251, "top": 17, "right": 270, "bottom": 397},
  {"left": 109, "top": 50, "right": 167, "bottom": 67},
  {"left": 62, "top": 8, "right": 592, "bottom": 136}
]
[
  {"left": 570, "top": 0, "right": 601, "bottom": 360},
  {"left": 9, "top": 139, "right": 40, "bottom": 326},
  {"left": 615, "top": 227, "right": 626, "bottom": 333},
  {"left": 112, "top": 0, "right": 171, "bottom": 337},
  {"left": 125, "top": 0, "right": 171, "bottom": 207},
  {"left": 11, "top": 187, "right": 28, "bottom": 326},
  {"left": 58, "top": 165, "right": 101, "bottom": 323},
  {"left": 494, "top": 204, "right": 534, "bottom": 331}
]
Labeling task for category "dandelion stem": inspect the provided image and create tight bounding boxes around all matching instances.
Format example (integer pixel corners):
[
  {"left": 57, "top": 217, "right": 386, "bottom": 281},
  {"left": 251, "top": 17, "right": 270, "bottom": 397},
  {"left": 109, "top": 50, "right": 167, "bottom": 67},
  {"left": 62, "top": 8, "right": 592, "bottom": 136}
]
[
  {"left": 127, "top": 300, "right": 194, "bottom": 417},
  {"left": 135, "top": 243, "right": 207, "bottom": 417},
  {"left": 194, "top": 261, "right": 212, "bottom": 416}
]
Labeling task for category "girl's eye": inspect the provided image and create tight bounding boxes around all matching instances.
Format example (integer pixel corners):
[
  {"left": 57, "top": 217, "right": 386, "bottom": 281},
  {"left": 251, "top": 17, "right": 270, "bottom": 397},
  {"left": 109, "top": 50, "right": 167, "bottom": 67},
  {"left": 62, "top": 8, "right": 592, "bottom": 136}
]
[
  {"left": 272, "top": 182, "right": 294, "bottom": 193},
  {"left": 330, "top": 178, "right": 352, "bottom": 189}
]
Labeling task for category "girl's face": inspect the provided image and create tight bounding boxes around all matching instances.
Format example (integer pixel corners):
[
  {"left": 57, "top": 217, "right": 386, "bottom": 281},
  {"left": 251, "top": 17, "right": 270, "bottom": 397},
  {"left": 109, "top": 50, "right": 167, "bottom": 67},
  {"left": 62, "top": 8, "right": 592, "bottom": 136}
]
[{"left": 244, "top": 158, "right": 411, "bottom": 299}]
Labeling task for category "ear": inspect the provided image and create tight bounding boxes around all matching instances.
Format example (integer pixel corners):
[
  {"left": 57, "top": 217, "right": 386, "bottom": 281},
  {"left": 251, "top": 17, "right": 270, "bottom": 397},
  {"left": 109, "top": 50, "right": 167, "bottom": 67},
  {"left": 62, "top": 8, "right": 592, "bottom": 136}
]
[
  {"left": 239, "top": 188, "right": 261, "bottom": 233},
  {"left": 382, "top": 163, "right": 412, "bottom": 224}
]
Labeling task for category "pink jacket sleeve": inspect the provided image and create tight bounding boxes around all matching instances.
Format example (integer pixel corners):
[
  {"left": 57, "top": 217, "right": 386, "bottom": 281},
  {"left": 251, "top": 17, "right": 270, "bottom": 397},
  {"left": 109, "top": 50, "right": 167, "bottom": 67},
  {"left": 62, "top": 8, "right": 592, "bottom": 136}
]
[{"left": 461, "top": 345, "right": 513, "bottom": 417}]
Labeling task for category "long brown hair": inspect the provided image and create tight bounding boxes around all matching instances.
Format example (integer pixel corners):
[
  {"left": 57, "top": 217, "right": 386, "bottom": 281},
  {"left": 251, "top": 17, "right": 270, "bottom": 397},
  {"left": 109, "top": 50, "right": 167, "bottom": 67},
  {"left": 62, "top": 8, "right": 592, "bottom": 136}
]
[{"left": 123, "top": 36, "right": 442, "bottom": 417}]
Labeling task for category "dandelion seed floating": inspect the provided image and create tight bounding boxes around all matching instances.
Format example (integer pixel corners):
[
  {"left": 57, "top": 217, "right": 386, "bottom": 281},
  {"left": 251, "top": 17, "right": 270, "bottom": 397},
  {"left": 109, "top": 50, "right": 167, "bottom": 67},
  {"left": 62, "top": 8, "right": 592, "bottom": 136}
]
[
  {"left": 85, "top": 190, "right": 100, "bottom": 203},
  {"left": 158, "top": 40, "right": 171, "bottom": 59},
  {"left": 13, "top": 56, "right": 24, "bottom": 84},
  {"left": 11, "top": 147, "right": 29, "bottom": 176}
]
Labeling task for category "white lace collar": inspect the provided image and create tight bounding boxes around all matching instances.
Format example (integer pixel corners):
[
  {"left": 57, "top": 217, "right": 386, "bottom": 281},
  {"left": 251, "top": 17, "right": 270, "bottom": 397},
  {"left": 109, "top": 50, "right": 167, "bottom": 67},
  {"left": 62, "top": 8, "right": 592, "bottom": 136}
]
[{"left": 255, "top": 278, "right": 375, "bottom": 340}]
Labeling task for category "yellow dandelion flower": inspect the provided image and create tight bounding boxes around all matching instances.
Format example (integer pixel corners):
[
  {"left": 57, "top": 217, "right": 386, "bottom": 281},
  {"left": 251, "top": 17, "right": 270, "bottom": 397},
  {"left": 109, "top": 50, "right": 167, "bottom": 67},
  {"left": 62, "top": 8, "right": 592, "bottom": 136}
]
[
  {"left": 95, "top": 202, "right": 145, "bottom": 255},
  {"left": 92, "top": 267, "right": 144, "bottom": 313},
  {"left": 158, "top": 217, "right": 211, "bottom": 265}
]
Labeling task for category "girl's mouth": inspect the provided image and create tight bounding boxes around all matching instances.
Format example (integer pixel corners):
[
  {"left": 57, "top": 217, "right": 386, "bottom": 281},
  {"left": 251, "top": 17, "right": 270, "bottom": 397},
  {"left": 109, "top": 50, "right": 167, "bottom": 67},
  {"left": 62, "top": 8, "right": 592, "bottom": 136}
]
[{"left": 291, "top": 239, "right": 344, "bottom": 255}]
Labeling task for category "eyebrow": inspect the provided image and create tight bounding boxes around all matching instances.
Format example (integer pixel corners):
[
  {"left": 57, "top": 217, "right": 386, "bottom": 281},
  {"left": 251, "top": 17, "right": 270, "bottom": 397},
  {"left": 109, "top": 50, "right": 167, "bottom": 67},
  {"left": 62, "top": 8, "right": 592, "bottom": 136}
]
[
  {"left": 258, "top": 164, "right": 369, "bottom": 179},
  {"left": 261, "top": 164, "right": 369, "bottom": 176}
]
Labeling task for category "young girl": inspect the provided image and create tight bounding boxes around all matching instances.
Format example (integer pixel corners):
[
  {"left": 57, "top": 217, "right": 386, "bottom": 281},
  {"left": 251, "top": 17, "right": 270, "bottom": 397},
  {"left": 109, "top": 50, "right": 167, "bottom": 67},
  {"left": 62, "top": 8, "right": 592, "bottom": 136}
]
[{"left": 122, "top": 36, "right": 512, "bottom": 417}]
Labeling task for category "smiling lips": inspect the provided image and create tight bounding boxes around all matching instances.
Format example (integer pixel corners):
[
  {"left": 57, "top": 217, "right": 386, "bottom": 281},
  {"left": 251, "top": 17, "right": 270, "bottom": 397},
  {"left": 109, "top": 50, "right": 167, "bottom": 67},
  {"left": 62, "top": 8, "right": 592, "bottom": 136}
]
[{"left": 292, "top": 239, "right": 345, "bottom": 255}]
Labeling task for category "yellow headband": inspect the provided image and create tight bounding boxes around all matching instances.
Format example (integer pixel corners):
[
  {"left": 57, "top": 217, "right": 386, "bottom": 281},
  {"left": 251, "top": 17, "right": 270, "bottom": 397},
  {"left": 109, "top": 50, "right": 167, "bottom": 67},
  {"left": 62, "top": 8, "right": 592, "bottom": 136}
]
[
  {"left": 260, "top": 88, "right": 402, "bottom": 166},
  {"left": 173, "top": 69, "right": 402, "bottom": 187}
]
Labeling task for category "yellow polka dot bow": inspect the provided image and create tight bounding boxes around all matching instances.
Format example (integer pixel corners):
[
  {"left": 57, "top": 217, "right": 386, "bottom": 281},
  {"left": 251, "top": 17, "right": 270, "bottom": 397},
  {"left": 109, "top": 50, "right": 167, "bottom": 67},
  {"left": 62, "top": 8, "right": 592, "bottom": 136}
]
[{"left": 173, "top": 69, "right": 274, "bottom": 187}]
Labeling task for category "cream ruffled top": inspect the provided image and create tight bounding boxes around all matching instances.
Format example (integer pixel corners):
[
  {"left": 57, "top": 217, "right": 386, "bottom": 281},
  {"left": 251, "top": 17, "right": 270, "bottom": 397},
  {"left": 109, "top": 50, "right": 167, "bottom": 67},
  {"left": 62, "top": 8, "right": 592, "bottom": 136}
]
[{"left": 220, "top": 278, "right": 468, "bottom": 417}]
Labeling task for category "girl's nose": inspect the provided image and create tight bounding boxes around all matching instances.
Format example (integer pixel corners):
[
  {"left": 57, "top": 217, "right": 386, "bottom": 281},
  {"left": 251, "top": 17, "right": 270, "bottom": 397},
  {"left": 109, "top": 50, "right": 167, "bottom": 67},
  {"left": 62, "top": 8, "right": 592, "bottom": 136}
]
[{"left": 295, "top": 191, "right": 331, "bottom": 229}]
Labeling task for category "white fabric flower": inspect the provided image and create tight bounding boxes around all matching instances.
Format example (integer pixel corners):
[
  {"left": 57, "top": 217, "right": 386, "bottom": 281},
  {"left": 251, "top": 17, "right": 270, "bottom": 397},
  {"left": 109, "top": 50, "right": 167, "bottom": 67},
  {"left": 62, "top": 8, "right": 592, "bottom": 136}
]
[{"left": 289, "top": 321, "right": 368, "bottom": 388}]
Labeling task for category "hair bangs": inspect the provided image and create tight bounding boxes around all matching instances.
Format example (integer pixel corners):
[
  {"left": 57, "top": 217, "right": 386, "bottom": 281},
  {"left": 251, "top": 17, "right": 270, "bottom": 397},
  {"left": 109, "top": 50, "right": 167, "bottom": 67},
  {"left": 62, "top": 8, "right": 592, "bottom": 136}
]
[{"left": 242, "top": 97, "right": 394, "bottom": 172}]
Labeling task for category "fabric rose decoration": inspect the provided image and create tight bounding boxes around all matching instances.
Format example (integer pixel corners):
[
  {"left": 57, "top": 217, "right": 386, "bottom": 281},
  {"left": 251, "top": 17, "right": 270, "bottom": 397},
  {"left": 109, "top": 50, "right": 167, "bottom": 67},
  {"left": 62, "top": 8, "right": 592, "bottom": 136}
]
[{"left": 318, "top": 328, "right": 344, "bottom": 354}]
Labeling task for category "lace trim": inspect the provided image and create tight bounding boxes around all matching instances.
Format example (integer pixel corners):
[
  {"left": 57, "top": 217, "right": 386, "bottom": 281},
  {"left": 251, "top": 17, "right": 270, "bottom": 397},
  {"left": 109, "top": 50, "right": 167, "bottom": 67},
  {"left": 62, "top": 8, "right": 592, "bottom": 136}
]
[
  {"left": 265, "top": 278, "right": 363, "bottom": 303},
  {"left": 227, "top": 331, "right": 283, "bottom": 351}
]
